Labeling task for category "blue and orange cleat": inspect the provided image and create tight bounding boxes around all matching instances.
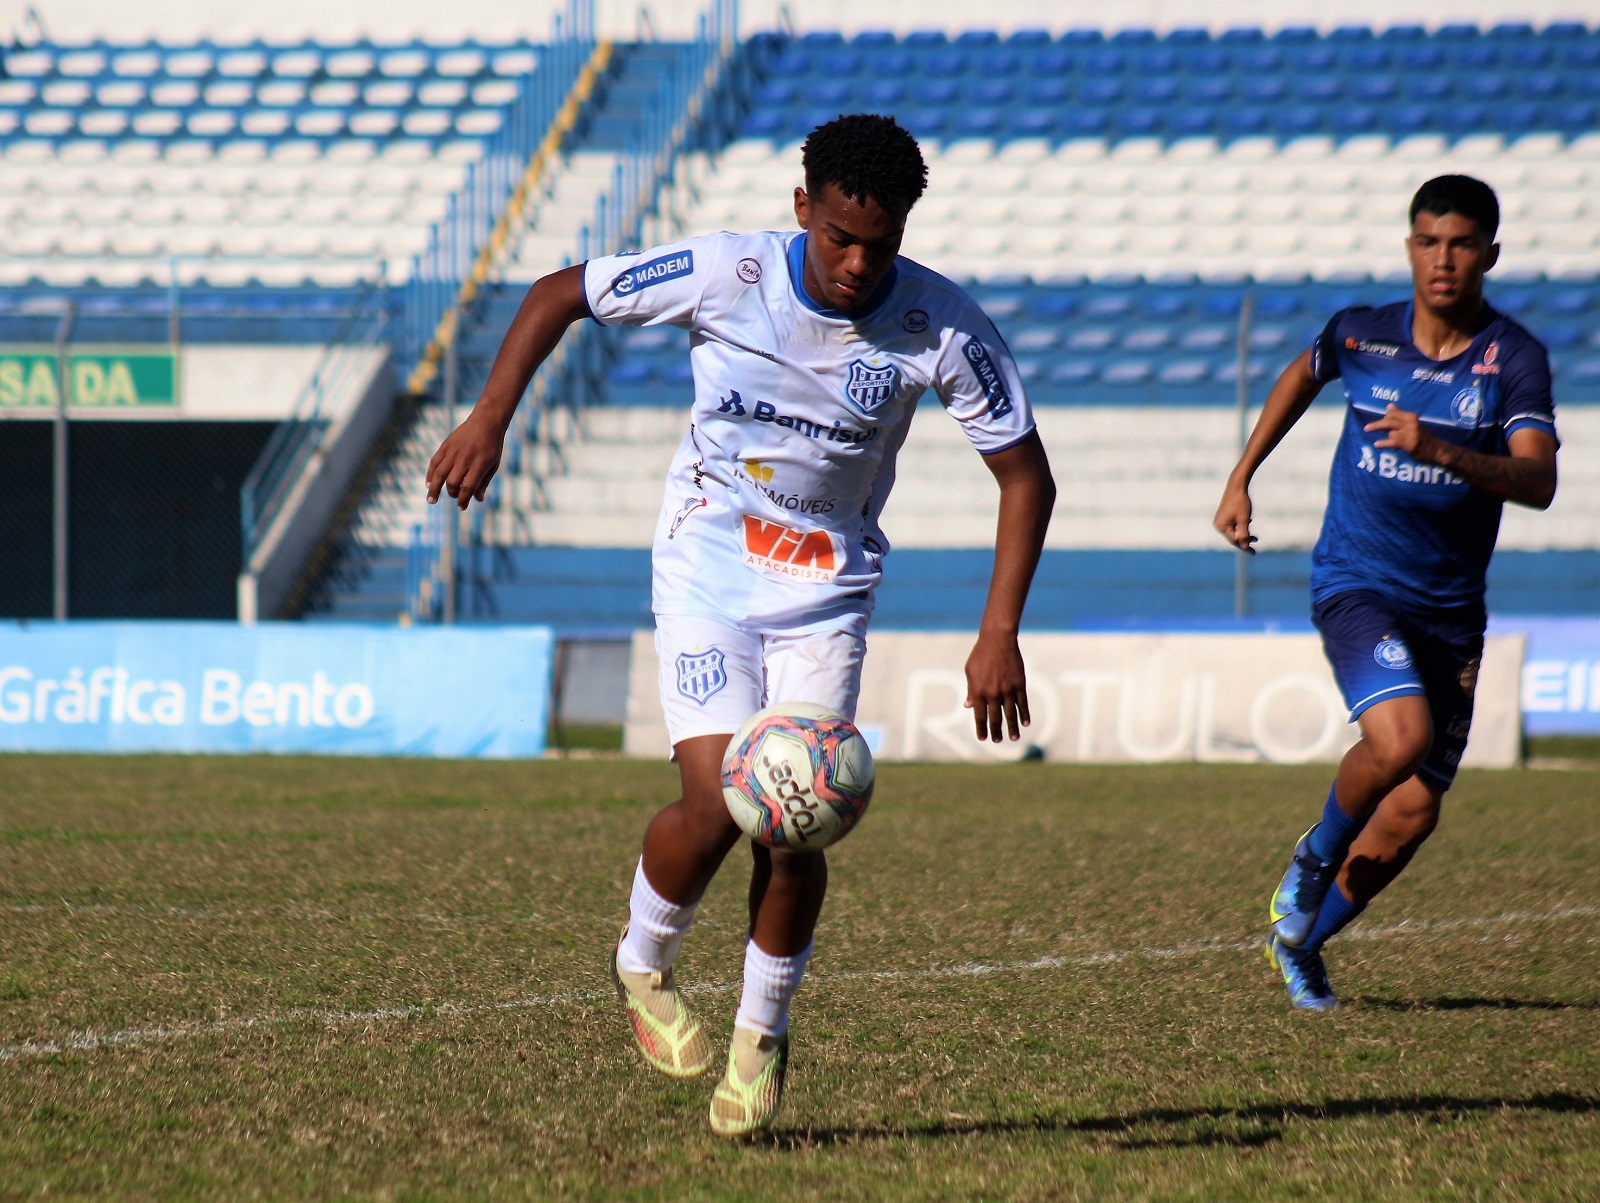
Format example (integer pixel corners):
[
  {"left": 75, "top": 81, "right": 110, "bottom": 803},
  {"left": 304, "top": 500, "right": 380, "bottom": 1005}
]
[
  {"left": 1265, "top": 934, "right": 1339, "bottom": 1011},
  {"left": 1269, "top": 827, "right": 1338, "bottom": 947}
]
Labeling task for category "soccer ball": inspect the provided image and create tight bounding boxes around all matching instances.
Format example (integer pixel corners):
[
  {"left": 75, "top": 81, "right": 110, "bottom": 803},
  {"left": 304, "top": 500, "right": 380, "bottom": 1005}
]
[{"left": 721, "top": 702, "right": 875, "bottom": 850}]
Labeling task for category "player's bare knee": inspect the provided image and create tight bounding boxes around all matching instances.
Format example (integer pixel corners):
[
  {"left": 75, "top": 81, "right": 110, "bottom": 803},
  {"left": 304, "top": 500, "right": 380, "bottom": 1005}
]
[
  {"left": 768, "top": 847, "right": 827, "bottom": 883},
  {"left": 1364, "top": 727, "right": 1431, "bottom": 785}
]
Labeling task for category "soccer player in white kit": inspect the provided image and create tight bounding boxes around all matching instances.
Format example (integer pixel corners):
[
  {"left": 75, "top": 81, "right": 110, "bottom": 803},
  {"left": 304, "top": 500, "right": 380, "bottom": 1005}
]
[{"left": 427, "top": 115, "right": 1057, "bottom": 1136}]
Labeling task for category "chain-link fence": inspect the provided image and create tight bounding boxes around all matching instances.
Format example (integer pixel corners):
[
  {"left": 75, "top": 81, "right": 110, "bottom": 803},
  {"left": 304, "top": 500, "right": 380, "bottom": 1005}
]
[{"left": 0, "top": 417, "right": 276, "bottom": 619}]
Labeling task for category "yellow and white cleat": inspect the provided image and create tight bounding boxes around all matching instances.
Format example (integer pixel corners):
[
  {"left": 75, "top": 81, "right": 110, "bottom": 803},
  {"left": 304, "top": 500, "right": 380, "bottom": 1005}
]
[
  {"left": 709, "top": 1025, "right": 789, "bottom": 1138},
  {"left": 609, "top": 932, "right": 712, "bottom": 1078}
]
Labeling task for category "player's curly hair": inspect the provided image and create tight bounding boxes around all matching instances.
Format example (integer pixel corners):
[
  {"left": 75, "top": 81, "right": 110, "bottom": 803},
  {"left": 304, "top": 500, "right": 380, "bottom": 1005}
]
[
  {"left": 802, "top": 113, "right": 928, "bottom": 213},
  {"left": 1410, "top": 175, "right": 1500, "bottom": 241}
]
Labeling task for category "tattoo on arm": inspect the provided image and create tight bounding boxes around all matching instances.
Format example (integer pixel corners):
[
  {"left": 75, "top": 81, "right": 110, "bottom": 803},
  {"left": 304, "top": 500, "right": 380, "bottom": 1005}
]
[{"left": 1431, "top": 441, "right": 1557, "bottom": 508}]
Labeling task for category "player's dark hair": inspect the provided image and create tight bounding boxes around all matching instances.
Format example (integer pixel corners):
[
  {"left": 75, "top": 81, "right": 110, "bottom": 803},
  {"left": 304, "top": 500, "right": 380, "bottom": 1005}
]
[
  {"left": 802, "top": 113, "right": 928, "bottom": 213},
  {"left": 1409, "top": 175, "right": 1500, "bottom": 241}
]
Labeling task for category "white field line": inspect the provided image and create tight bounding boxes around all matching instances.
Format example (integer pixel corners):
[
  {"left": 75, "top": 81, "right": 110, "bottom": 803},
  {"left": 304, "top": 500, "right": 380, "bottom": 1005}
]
[
  {"left": 3, "top": 903, "right": 555, "bottom": 926},
  {"left": 2, "top": 903, "right": 1595, "bottom": 1063}
]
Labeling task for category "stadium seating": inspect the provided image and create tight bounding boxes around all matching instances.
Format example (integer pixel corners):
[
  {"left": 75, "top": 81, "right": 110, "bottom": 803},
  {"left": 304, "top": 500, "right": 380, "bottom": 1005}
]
[
  {"left": 600, "top": 275, "right": 1600, "bottom": 409},
  {"left": 7, "top": 18, "right": 1595, "bottom": 626},
  {"left": 738, "top": 25, "right": 1600, "bottom": 146},
  {"left": 0, "top": 39, "right": 541, "bottom": 286}
]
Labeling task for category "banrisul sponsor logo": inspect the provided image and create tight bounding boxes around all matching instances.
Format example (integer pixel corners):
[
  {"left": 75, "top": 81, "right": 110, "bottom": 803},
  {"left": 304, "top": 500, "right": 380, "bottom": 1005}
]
[
  {"left": 611, "top": 250, "right": 693, "bottom": 296},
  {"left": 714, "top": 390, "right": 878, "bottom": 445},
  {"left": 963, "top": 338, "right": 1013, "bottom": 418}
]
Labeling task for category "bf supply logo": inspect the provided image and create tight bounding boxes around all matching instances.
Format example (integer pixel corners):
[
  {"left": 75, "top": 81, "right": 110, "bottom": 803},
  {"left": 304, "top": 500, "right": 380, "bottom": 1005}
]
[
  {"left": 1374, "top": 638, "right": 1413, "bottom": 671},
  {"left": 1451, "top": 388, "right": 1483, "bottom": 429},
  {"left": 611, "top": 250, "right": 693, "bottom": 296}
]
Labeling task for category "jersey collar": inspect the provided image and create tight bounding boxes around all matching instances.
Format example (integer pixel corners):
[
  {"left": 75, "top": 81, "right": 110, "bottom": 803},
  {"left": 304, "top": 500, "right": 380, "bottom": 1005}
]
[
  {"left": 1401, "top": 298, "right": 1501, "bottom": 362},
  {"left": 786, "top": 233, "right": 898, "bottom": 321}
]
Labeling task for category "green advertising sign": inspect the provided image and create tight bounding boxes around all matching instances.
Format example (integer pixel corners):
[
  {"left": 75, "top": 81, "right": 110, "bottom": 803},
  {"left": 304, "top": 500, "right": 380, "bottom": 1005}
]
[{"left": 0, "top": 347, "right": 178, "bottom": 409}]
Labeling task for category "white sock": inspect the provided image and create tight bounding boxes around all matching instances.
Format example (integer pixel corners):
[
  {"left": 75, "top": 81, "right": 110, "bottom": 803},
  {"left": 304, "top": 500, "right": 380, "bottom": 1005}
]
[
  {"left": 734, "top": 939, "right": 813, "bottom": 1037},
  {"left": 616, "top": 859, "right": 698, "bottom": 976}
]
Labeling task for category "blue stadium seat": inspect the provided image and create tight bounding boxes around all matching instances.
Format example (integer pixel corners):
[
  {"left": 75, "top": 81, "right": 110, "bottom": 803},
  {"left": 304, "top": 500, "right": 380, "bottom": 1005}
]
[
  {"left": 1046, "top": 361, "right": 1095, "bottom": 386},
  {"left": 1007, "top": 109, "right": 1056, "bottom": 138},
  {"left": 1102, "top": 360, "right": 1154, "bottom": 384},
  {"left": 1158, "top": 360, "right": 1211, "bottom": 385}
]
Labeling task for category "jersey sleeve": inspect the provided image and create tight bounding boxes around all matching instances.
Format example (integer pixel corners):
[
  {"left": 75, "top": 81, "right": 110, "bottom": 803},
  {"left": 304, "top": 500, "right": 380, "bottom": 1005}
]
[
  {"left": 583, "top": 234, "right": 723, "bottom": 328},
  {"left": 1500, "top": 337, "right": 1558, "bottom": 445},
  {"left": 932, "top": 302, "right": 1037, "bottom": 455},
  {"left": 1309, "top": 309, "right": 1349, "bottom": 383}
]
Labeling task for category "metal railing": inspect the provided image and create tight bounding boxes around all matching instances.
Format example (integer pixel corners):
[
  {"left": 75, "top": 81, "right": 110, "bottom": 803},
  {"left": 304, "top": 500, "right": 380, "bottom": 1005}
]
[
  {"left": 401, "top": 3, "right": 742, "bottom": 624},
  {"left": 402, "top": 0, "right": 605, "bottom": 394},
  {"left": 240, "top": 277, "right": 391, "bottom": 561}
]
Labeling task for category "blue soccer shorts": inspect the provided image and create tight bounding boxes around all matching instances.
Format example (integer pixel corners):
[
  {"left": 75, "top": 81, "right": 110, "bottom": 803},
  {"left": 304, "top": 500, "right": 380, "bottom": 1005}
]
[{"left": 1311, "top": 589, "right": 1486, "bottom": 791}]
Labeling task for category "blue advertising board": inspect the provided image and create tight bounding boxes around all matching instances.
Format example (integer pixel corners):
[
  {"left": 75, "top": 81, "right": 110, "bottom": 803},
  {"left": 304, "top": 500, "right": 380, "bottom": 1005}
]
[
  {"left": 1491, "top": 616, "right": 1600, "bottom": 736},
  {"left": 0, "top": 623, "right": 554, "bottom": 758}
]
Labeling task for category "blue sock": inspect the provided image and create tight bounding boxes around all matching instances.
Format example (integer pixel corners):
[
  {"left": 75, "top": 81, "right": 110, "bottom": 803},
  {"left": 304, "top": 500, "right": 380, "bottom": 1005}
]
[
  {"left": 1306, "top": 782, "right": 1364, "bottom": 865},
  {"left": 1303, "top": 883, "right": 1365, "bottom": 954}
]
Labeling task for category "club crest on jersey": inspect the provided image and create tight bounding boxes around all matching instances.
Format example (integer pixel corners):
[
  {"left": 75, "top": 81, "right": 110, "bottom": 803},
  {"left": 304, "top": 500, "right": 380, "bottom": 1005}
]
[
  {"left": 611, "top": 250, "right": 693, "bottom": 297},
  {"left": 1451, "top": 388, "right": 1483, "bottom": 429},
  {"left": 675, "top": 648, "right": 727, "bottom": 705},
  {"left": 844, "top": 359, "right": 900, "bottom": 415}
]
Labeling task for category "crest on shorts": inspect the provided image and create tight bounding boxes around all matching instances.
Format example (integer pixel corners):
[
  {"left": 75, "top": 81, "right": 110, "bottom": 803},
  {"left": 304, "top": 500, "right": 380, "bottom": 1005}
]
[
  {"left": 844, "top": 359, "right": 899, "bottom": 415},
  {"left": 676, "top": 648, "right": 727, "bottom": 706},
  {"left": 1373, "top": 637, "right": 1413, "bottom": 670}
]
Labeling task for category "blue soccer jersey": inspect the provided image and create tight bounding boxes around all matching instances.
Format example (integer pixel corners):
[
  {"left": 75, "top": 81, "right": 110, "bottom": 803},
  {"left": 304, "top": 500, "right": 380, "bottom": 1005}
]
[{"left": 1307, "top": 301, "right": 1556, "bottom": 614}]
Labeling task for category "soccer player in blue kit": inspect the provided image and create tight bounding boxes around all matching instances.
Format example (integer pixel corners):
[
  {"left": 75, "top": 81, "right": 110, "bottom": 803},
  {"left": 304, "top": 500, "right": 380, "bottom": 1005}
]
[
  {"left": 1214, "top": 176, "right": 1559, "bottom": 1011},
  {"left": 426, "top": 116, "right": 1055, "bottom": 1133}
]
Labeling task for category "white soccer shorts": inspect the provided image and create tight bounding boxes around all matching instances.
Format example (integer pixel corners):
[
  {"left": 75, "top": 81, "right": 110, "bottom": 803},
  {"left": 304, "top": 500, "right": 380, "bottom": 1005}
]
[{"left": 654, "top": 613, "right": 866, "bottom": 747}]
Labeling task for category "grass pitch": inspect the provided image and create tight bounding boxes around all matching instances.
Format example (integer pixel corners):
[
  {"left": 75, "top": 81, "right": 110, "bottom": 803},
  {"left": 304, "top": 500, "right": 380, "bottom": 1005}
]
[{"left": 2, "top": 754, "right": 1597, "bottom": 1200}]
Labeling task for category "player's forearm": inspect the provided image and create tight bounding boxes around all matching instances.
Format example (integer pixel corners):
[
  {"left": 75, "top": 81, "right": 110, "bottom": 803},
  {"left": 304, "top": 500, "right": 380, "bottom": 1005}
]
[
  {"left": 1424, "top": 441, "right": 1557, "bottom": 509},
  {"left": 979, "top": 438, "right": 1056, "bottom": 636},
  {"left": 473, "top": 264, "right": 591, "bottom": 430},
  {"left": 1228, "top": 352, "right": 1322, "bottom": 486}
]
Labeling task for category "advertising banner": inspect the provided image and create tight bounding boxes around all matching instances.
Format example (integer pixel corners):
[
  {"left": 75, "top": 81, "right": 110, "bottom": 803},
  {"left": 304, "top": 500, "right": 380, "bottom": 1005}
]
[
  {"left": 1493, "top": 617, "right": 1600, "bottom": 736},
  {"left": 0, "top": 622, "right": 553, "bottom": 758},
  {"left": 625, "top": 630, "right": 1524, "bottom": 768}
]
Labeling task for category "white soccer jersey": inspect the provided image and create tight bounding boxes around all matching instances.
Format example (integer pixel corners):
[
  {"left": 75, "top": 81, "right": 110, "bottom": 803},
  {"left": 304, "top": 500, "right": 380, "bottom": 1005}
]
[{"left": 583, "top": 230, "right": 1036, "bottom": 631}]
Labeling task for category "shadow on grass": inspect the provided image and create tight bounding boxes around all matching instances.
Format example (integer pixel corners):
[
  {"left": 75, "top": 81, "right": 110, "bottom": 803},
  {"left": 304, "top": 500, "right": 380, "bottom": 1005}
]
[
  {"left": 1359, "top": 995, "right": 1600, "bottom": 1013},
  {"left": 762, "top": 1091, "right": 1600, "bottom": 1152}
]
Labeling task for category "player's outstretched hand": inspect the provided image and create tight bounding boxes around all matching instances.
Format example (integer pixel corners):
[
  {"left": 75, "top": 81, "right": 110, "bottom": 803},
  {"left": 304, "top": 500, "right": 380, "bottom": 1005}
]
[
  {"left": 1213, "top": 481, "right": 1258, "bottom": 555},
  {"left": 1365, "top": 404, "right": 1435, "bottom": 460},
  {"left": 426, "top": 409, "right": 505, "bottom": 511},
  {"left": 964, "top": 632, "right": 1031, "bottom": 743}
]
